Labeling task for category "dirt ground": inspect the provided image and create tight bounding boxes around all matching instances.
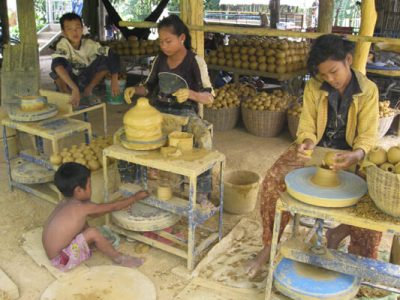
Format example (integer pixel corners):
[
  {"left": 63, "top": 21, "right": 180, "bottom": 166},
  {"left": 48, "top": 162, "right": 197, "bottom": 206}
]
[
  {"left": 1, "top": 55, "right": 399, "bottom": 300},
  {"left": 0, "top": 55, "right": 293, "bottom": 299}
]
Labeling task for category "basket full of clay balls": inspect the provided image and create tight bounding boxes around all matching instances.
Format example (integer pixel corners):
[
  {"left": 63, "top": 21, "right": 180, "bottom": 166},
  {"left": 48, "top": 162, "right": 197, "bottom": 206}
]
[
  {"left": 365, "top": 145, "right": 400, "bottom": 217},
  {"left": 287, "top": 100, "right": 303, "bottom": 140},
  {"left": 203, "top": 84, "right": 243, "bottom": 131},
  {"left": 378, "top": 100, "right": 399, "bottom": 139},
  {"left": 241, "top": 89, "right": 290, "bottom": 137}
]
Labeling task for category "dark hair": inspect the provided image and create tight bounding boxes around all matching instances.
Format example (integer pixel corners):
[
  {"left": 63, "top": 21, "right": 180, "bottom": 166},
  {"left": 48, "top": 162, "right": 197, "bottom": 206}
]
[
  {"left": 54, "top": 162, "right": 90, "bottom": 198},
  {"left": 60, "top": 12, "right": 83, "bottom": 30},
  {"left": 307, "top": 34, "right": 354, "bottom": 77},
  {"left": 158, "top": 14, "right": 192, "bottom": 50}
]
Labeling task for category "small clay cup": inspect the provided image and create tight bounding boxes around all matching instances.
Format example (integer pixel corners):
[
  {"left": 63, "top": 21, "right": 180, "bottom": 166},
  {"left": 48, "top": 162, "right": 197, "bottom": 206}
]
[{"left": 311, "top": 166, "right": 340, "bottom": 187}]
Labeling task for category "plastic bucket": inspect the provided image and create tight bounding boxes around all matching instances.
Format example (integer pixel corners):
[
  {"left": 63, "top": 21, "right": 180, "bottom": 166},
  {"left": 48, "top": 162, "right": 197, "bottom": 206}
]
[
  {"left": 105, "top": 79, "right": 126, "bottom": 105},
  {"left": 224, "top": 170, "right": 260, "bottom": 214}
]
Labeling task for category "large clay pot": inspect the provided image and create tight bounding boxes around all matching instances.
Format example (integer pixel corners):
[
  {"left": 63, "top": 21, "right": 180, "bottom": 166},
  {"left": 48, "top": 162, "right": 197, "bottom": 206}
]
[{"left": 123, "top": 97, "right": 163, "bottom": 142}]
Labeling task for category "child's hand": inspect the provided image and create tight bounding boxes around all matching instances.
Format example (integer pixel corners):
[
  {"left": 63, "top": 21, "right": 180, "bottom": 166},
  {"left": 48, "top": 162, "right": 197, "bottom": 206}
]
[
  {"left": 124, "top": 87, "right": 136, "bottom": 104},
  {"left": 111, "top": 78, "right": 120, "bottom": 96},
  {"left": 173, "top": 88, "right": 190, "bottom": 103},
  {"left": 71, "top": 89, "right": 81, "bottom": 107},
  {"left": 134, "top": 190, "right": 150, "bottom": 200}
]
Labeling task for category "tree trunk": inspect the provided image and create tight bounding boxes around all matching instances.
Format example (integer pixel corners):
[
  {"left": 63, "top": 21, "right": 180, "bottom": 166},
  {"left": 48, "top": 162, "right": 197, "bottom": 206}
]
[
  {"left": 317, "top": 0, "right": 334, "bottom": 33},
  {"left": 269, "top": 0, "right": 280, "bottom": 29}
]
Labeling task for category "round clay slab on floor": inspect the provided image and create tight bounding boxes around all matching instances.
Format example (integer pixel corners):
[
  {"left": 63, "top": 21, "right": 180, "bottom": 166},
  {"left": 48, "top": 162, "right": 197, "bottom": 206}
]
[
  {"left": 11, "top": 159, "right": 55, "bottom": 184},
  {"left": 285, "top": 167, "right": 367, "bottom": 207},
  {"left": 274, "top": 258, "right": 360, "bottom": 300},
  {"left": 40, "top": 265, "right": 157, "bottom": 300},
  {"left": 112, "top": 202, "right": 181, "bottom": 232}
]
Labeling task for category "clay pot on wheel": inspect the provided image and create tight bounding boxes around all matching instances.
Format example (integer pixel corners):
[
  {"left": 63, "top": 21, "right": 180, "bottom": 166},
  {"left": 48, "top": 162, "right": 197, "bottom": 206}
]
[{"left": 311, "top": 166, "right": 340, "bottom": 187}]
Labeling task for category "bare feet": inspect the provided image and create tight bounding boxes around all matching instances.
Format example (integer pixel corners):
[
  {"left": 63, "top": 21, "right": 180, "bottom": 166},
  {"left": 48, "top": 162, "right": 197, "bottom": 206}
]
[
  {"left": 326, "top": 224, "right": 351, "bottom": 249},
  {"left": 245, "top": 245, "right": 271, "bottom": 278},
  {"left": 114, "top": 254, "right": 144, "bottom": 268}
]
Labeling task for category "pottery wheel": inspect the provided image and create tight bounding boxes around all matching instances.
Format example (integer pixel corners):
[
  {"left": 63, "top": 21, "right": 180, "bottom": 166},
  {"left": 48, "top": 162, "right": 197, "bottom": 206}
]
[
  {"left": 285, "top": 167, "right": 367, "bottom": 208},
  {"left": 11, "top": 158, "right": 55, "bottom": 184},
  {"left": 274, "top": 258, "right": 360, "bottom": 300},
  {"left": 118, "top": 129, "right": 166, "bottom": 151},
  {"left": 7, "top": 104, "right": 58, "bottom": 122},
  {"left": 40, "top": 265, "right": 157, "bottom": 300},
  {"left": 112, "top": 202, "right": 180, "bottom": 232}
]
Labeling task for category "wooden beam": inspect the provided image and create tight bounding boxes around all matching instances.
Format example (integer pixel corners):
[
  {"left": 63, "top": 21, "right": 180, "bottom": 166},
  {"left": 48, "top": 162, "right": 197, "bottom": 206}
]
[
  {"left": 352, "top": 0, "right": 377, "bottom": 74},
  {"left": 317, "top": 0, "right": 334, "bottom": 33},
  {"left": 119, "top": 21, "right": 400, "bottom": 45}
]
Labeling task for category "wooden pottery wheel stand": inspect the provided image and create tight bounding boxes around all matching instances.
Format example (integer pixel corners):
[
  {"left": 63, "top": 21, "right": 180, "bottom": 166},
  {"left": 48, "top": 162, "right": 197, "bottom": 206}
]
[{"left": 264, "top": 147, "right": 400, "bottom": 299}]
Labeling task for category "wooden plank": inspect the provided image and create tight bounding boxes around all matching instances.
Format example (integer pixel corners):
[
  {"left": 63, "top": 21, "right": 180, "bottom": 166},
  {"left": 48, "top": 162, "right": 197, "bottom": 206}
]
[
  {"left": 280, "top": 238, "right": 400, "bottom": 288},
  {"left": 117, "top": 183, "right": 220, "bottom": 223},
  {"left": 0, "top": 268, "right": 19, "bottom": 300},
  {"left": 16, "top": 0, "right": 37, "bottom": 45},
  {"left": 208, "top": 64, "right": 307, "bottom": 81},
  {"left": 119, "top": 21, "right": 400, "bottom": 45},
  {"left": 12, "top": 182, "right": 60, "bottom": 205},
  {"left": 21, "top": 227, "right": 89, "bottom": 280},
  {"left": 109, "top": 224, "right": 188, "bottom": 259},
  {"left": 39, "top": 89, "right": 72, "bottom": 116},
  {"left": 278, "top": 193, "right": 400, "bottom": 234},
  {"left": 103, "top": 144, "right": 225, "bottom": 177}
]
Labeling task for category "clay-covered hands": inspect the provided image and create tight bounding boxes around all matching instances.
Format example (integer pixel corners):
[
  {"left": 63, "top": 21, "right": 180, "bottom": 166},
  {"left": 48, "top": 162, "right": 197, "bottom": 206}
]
[
  {"left": 330, "top": 149, "right": 365, "bottom": 171},
  {"left": 173, "top": 88, "right": 190, "bottom": 103},
  {"left": 297, "top": 139, "right": 315, "bottom": 159},
  {"left": 124, "top": 87, "right": 136, "bottom": 104},
  {"left": 110, "top": 78, "right": 120, "bottom": 97}
]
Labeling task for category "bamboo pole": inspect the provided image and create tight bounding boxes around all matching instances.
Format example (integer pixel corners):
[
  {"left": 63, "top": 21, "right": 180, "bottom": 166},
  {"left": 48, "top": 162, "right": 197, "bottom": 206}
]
[
  {"left": 119, "top": 21, "right": 400, "bottom": 45},
  {"left": 317, "top": 0, "right": 334, "bottom": 33},
  {"left": 352, "top": 0, "right": 377, "bottom": 74}
]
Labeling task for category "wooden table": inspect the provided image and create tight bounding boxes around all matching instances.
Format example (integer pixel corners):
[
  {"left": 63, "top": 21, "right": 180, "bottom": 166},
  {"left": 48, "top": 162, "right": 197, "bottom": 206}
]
[{"left": 102, "top": 144, "right": 225, "bottom": 270}]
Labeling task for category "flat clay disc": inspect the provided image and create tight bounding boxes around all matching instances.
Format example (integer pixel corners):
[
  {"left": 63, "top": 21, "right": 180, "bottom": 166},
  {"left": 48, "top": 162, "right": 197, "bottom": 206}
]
[
  {"left": 112, "top": 202, "right": 181, "bottom": 232},
  {"left": 274, "top": 258, "right": 360, "bottom": 300},
  {"left": 285, "top": 167, "right": 367, "bottom": 208},
  {"left": 40, "top": 265, "right": 157, "bottom": 300},
  {"left": 120, "top": 131, "right": 166, "bottom": 151},
  {"left": 8, "top": 104, "right": 58, "bottom": 122},
  {"left": 11, "top": 159, "right": 55, "bottom": 184}
]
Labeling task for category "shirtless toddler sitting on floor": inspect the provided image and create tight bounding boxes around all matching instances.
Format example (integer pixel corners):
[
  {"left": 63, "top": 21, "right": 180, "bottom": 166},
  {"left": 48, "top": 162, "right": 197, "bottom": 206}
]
[{"left": 42, "top": 162, "right": 148, "bottom": 271}]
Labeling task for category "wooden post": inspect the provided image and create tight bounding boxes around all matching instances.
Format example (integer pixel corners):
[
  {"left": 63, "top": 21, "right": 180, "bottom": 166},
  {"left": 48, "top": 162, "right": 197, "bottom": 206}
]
[
  {"left": 317, "top": 0, "right": 334, "bottom": 33},
  {"left": 16, "top": 0, "right": 38, "bottom": 44},
  {"left": 1, "top": 0, "right": 40, "bottom": 102},
  {"left": 0, "top": 0, "right": 10, "bottom": 44},
  {"left": 180, "top": 0, "right": 205, "bottom": 118},
  {"left": 352, "top": 0, "right": 377, "bottom": 74},
  {"left": 269, "top": 0, "right": 280, "bottom": 29},
  {"left": 180, "top": 0, "right": 204, "bottom": 57}
]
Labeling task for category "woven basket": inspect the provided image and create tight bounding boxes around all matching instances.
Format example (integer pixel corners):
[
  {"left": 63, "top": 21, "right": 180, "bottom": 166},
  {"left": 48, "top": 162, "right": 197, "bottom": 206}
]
[
  {"left": 378, "top": 115, "right": 396, "bottom": 139},
  {"left": 287, "top": 114, "right": 300, "bottom": 140},
  {"left": 203, "top": 107, "right": 240, "bottom": 131},
  {"left": 366, "top": 164, "right": 400, "bottom": 217},
  {"left": 241, "top": 107, "right": 286, "bottom": 137}
]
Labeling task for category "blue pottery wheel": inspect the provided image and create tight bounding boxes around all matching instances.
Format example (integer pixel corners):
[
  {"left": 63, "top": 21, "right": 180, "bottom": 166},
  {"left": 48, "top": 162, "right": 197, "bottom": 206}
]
[
  {"left": 274, "top": 258, "right": 360, "bottom": 300},
  {"left": 285, "top": 167, "right": 367, "bottom": 208}
]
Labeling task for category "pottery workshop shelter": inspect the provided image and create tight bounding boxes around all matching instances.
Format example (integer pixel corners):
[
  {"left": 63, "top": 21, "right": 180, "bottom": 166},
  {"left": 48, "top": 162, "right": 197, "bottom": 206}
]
[{"left": 3, "top": 0, "right": 400, "bottom": 300}]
